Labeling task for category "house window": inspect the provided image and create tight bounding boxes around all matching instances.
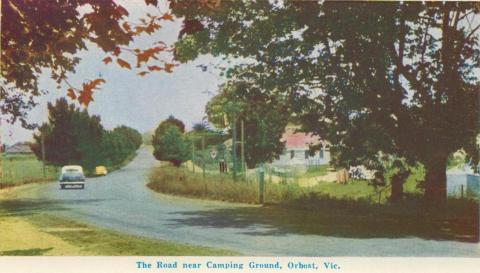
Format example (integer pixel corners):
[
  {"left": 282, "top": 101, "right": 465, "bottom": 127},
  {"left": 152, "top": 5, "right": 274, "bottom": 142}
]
[
  {"left": 305, "top": 150, "right": 309, "bottom": 159},
  {"left": 319, "top": 149, "right": 324, "bottom": 159},
  {"left": 290, "top": 150, "right": 295, "bottom": 159}
]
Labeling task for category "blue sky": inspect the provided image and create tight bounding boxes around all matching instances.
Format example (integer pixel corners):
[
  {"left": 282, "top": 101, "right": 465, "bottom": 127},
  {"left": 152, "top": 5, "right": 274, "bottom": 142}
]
[{"left": 2, "top": 1, "right": 224, "bottom": 145}]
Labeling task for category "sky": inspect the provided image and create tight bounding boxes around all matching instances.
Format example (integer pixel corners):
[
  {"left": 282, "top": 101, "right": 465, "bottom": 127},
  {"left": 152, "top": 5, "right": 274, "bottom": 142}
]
[{"left": 2, "top": 1, "right": 224, "bottom": 145}]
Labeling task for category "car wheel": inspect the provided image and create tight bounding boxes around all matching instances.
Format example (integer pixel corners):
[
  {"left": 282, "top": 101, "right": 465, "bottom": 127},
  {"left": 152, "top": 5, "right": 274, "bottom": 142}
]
[{"left": 60, "top": 185, "right": 64, "bottom": 190}]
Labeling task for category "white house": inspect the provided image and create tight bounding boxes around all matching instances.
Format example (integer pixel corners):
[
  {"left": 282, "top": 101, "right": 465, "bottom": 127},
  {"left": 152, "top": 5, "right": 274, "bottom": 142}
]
[
  {"left": 272, "top": 125, "right": 330, "bottom": 168},
  {"left": 447, "top": 165, "right": 480, "bottom": 198}
]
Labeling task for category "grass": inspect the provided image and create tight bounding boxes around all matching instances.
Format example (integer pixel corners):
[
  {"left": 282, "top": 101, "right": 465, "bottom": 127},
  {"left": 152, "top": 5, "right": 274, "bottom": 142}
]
[
  {"left": 0, "top": 185, "right": 237, "bottom": 256},
  {"left": 302, "top": 165, "right": 330, "bottom": 178},
  {"left": 0, "top": 154, "right": 58, "bottom": 188},
  {"left": 149, "top": 165, "right": 391, "bottom": 204},
  {"left": 1, "top": 149, "right": 140, "bottom": 187},
  {"left": 148, "top": 164, "right": 479, "bottom": 243}
]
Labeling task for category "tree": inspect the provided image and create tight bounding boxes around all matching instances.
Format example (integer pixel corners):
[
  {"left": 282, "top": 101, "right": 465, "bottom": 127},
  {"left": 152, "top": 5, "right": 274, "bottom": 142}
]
[
  {"left": 192, "top": 121, "right": 210, "bottom": 133},
  {"left": 154, "top": 115, "right": 186, "bottom": 136},
  {"left": 171, "top": 1, "right": 480, "bottom": 202},
  {"left": 206, "top": 71, "right": 289, "bottom": 168},
  {"left": 1, "top": 0, "right": 176, "bottom": 126},
  {"left": 31, "top": 98, "right": 104, "bottom": 168},
  {"left": 32, "top": 98, "right": 141, "bottom": 170},
  {"left": 152, "top": 123, "right": 190, "bottom": 167},
  {"left": 113, "top": 126, "right": 143, "bottom": 150}
]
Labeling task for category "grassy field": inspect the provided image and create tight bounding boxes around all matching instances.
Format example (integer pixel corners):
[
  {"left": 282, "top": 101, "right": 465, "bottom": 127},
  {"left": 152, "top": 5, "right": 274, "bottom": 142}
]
[
  {"left": 0, "top": 154, "right": 58, "bottom": 188},
  {"left": 0, "top": 185, "right": 237, "bottom": 256},
  {"left": 148, "top": 164, "right": 479, "bottom": 242},
  {"left": 149, "top": 165, "right": 409, "bottom": 204},
  {"left": 302, "top": 165, "right": 331, "bottom": 178}
]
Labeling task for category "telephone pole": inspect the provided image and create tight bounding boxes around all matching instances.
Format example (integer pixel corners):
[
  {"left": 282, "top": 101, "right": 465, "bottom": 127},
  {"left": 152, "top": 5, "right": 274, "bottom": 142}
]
[
  {"left": 191, "top": 138, "right": 195, "bottom": 173},
  {"left": 202, "top": 135, "right": 206, "bottom": 179},
  {"left": 241, "top": 119, "right": 246, "bottom": 181},
  {"left": 41, "top": 132, "right": 46, "bottom": 178},
  {"left": 231, "top": 112, "right": 237, "bottom": 181}
]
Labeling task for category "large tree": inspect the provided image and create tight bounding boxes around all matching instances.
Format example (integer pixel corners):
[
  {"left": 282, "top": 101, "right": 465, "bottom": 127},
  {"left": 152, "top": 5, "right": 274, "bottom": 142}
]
[
  {"left": 205, "top": 70, "right": 289, "bottom": 168},
  {"left": 171, "top": 1, "right": 480, "bottom": 202},
  {"left": 31, "top": 98, "right": 104, "bottom": 168}
]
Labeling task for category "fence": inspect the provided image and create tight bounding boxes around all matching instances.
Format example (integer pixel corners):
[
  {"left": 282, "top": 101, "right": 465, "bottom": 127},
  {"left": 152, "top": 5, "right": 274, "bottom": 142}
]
[{"left": 447, "top": 173, "right": 480, "bottom": 199}]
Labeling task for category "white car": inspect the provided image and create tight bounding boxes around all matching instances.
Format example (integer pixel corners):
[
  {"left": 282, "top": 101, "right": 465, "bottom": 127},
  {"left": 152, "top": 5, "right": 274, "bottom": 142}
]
[{"left": 59, "top": 165, "right": 85, "bottom": 189}]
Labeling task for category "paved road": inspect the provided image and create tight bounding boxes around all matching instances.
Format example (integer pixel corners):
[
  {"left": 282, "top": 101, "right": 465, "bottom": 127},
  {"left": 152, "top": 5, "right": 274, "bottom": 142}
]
[{"left": 13, "top": 148, "right": 480, "bottom": 256}]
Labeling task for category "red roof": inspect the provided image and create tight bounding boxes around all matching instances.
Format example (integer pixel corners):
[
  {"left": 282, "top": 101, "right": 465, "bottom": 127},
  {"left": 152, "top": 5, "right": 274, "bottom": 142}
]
[{"left": 281, "top": 131, "right": 321, "bottom": 149}]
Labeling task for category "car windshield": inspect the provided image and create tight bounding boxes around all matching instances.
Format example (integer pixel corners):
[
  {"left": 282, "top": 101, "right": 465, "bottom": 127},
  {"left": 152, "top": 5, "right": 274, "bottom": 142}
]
[{"left": 62, "top": 172, "right": 83, "bottom": 179}]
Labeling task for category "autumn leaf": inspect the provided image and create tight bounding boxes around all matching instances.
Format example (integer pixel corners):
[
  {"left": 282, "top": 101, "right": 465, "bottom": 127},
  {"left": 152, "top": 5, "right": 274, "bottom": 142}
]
[
  {"left": 67, "top": 88, "right": 76, "bottom": 100},
  {"left": 117, "top": 58, "right": 131, "bottom": 69},
  {"left": 113, "top": 47, "right": 121, "bottom": 56},
  {"left": 117, "top": 6, "right": 129, "bottom": 17},
  {"left": 138, "top": 71, "right": 149, "bottom": 77},
  {"left": 164, "top": 63, "right": 175, "bottom": 73},
  {"left": 122, "top": 22, "right": 131, "bottom": 31},
  {"left": 145, "top": 0, "right": 158, "bottom": 6},
  {"left": 161, "top": 13, "right": 174, "bottom": 21},
  {"left": 91, "top": 78, "right": 106, "bottom": 86},
  {"left": 102, "top": 56, "right": 112, "bottom": 64},
  {"left": 148, "top": 65, "right": 162, "bottom": 71},
  {"left": 78, "top": 78, "right": 105, "bottom": 106}
]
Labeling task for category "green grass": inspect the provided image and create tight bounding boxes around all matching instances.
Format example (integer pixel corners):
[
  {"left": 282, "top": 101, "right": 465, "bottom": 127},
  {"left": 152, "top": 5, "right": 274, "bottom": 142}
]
[
  {"left": 148, "top": 165, "right": 478, "bottom": 243},
  {"left": 302, "top": 165, "right": 330, "bottom": 178},
  {"left": 148, "top": 165, "right": 416, "bottom": 205},
  {"left": 26, "top": 214, "right": 236, "bottom": 256},
  {"left": 1, "top": 154, "right": 58, "bottom": 188}
]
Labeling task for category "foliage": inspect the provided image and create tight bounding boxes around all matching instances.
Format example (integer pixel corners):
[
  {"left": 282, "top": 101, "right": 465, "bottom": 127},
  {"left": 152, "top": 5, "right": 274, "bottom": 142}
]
[
  {"left": 1, "top": 0, "right": 176, "bottom": 126},
  {"left": 153, "top": 115, "right": 186, "bottom": 136},
  {"left": 205, "top": 71, "right": 290, "bottom": 168},
  {"left": 171, "top": 1, "right": 480, "bottom": 201},
  {"left": 152, "top": 121, "right": 190, "bottom": 167},
  {"left": 31, "top": 98, "right": 140, "bottom": 171}
]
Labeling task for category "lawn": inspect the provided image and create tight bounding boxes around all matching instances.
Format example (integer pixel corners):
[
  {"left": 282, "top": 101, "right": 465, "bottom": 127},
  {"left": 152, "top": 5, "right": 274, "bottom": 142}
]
[
  {"left": 148, "top": 165, "right": 416, "bottom": 205},
  {"left": 148, "top": 165, "right": 479, "bottom": 243},
  {"left": 302, "top": 165, "right": 331, "bottom": 178},
  {"left": 1, "top": 154, "right": 58, "bottom": 188}
]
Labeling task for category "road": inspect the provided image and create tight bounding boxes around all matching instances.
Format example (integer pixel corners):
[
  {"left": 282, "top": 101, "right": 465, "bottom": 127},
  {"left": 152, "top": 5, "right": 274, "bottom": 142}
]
[{"left": 11, "top": 147, "right": 480, "bottom": 256}]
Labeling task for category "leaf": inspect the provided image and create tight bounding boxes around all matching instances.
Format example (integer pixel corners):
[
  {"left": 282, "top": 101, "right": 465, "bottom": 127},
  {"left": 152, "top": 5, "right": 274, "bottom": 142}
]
[
  {"left": 117, "top": 58, "right": 131, "bottom": 69},
  {"left": 161, "top": 13, "right": 174, "bottom": 21},
  {"left": 78, "top": 78, "right": 105, "bottom": 107},
  {"left": 91, "top": 78, "right": 106, "bottom": 86},
  {"left": 67, "top": 88, "right": 76, "bottom": 100},
  {"left": 102, "top": 56, "right": 112, "bottom": 64},
  {"left": 164, "top": 63, "right": 175, "bottom": 73},
  {"left": 113, "top": 47, "right": 121, "bottom": 56},
  {"left": 122, "top": 22, "right": 131, "bottom": 31},
  {"left": 138, "top": 71, "right": 149, "bottom": 77},
  {"left": 117, "top": 6, "right": 129, "bottom": 17},
  {"left": 148, "top": 65, "right": 162, "bottom": 71},
  {"left": 145, "top": 0, "right": 158, "bottom": 6}
]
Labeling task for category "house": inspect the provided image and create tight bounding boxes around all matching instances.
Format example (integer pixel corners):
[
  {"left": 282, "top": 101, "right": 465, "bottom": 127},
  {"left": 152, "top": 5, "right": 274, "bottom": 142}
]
[
  {"left": 5, "top": 142, "right": 33, "bottom": 154},
  {"left": 447, "top": 165, "right": 480, "bottom": 198},
  {"left": 272, "top": 125, "right": 330, "bottom": 168}
]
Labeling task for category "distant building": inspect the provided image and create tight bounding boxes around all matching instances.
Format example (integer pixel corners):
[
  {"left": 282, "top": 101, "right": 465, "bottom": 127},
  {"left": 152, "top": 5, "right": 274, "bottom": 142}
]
[
  {"left": 5, "top": 142, "right": 33, "bottom": 154},
  {"left": 272, "top": 125, "right": 330, "bottom": 168},
  {"left": 447, "top": 165, "right": 480, "bottom": 198}
]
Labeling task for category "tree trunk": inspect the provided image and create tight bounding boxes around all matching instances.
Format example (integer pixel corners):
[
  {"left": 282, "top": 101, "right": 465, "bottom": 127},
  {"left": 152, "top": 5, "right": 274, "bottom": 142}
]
[
  {"left": 390, "top": 175, "right": 404, "bottom": 203},
  {"left": 390, "top": 170, "right": 410, "bottom": 203},
  {"left": 424, "top": 156, "right": 448, "bottom": 203}
]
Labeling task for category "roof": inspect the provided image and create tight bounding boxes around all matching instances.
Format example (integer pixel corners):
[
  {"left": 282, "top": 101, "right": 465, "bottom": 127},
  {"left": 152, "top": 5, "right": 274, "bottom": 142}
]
[
  {"left": 281, "top": 131, "right": 321, "bottom": 149},
  {"left": 5, "top": 143, "right": 32, "bottom": 154}
]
